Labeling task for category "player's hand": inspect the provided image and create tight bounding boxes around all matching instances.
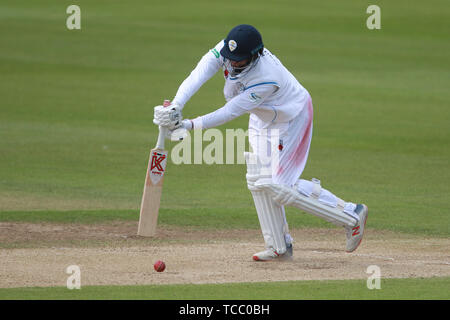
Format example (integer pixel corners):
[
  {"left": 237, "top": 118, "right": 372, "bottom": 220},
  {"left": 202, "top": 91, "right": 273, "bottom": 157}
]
[
  {"left": 153, "top": 103, "right": 183, "bottom": 130},
  {"left": 166, "top": 120, "right": 193, "bottom": 141},
  {"left": 168, "top": 127, "right": 188, "bottom": 141}
]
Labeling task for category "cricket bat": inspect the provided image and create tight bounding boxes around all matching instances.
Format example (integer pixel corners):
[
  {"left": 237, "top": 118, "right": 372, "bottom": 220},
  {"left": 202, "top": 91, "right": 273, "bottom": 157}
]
[{"left": 137, "top": 99, "right": 171, "bottom": 237}]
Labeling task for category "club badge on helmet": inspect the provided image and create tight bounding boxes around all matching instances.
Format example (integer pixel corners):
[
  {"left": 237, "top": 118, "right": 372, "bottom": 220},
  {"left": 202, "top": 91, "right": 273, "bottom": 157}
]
[
  {"left": 228, "top": 40, "right": 237, "bottom": 52},
  {"left": 220, "top": 24, "right": 264, "bottom": 77}
]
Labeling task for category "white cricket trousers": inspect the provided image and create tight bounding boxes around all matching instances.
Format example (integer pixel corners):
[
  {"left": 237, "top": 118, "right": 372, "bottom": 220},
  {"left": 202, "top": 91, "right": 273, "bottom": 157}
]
[
  {"left": 248, "top": 94, "right": 314, "bottom": 186},
  {"left": 247, "top": 94, "right": 313, "bottom": 250}
]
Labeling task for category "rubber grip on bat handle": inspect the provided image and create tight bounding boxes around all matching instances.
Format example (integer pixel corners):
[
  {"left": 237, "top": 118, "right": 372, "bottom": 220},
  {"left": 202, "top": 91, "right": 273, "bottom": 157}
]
[
  {"left": 155, "top": 99, "right": 171, "bottom": 150},
  {"left": 155, "top": 126, "right": 168, "bottom": 150}
]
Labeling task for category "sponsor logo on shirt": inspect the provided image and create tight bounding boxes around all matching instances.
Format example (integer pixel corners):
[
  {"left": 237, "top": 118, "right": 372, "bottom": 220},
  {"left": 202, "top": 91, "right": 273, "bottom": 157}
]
[
  {"left": 250, "top": 92, "right": 262, "bottom": 102},
  {"left": 211, "top": 48, "right": 220, "bottom": 58}
]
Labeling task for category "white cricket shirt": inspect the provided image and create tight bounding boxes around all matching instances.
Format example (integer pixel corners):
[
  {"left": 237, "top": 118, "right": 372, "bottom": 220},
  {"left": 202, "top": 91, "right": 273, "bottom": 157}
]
[{"left": 172, "top": 41, "right": 310, "bottom": 129}]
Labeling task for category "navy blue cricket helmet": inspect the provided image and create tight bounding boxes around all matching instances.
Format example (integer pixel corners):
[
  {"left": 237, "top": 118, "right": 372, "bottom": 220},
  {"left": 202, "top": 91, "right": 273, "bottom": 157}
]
[{"left": 220, "top": 24, "right": 264, "bottom": 62}]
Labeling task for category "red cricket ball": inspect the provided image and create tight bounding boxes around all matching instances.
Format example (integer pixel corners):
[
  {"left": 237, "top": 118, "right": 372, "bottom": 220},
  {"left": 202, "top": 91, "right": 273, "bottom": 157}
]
[{"left": 154, "top": 260, "right": 166, "bottom": 272}]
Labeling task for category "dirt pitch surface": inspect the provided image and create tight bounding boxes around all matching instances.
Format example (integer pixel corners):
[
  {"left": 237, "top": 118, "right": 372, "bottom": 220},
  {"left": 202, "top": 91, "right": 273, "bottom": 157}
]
[{"left": 0, "top": 222, "right": 449, "bottom": 288}]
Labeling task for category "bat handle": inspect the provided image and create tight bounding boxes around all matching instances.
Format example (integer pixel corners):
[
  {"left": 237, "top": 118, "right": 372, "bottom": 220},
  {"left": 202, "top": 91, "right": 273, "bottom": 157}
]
[
  {"left": 155, "top": 126, "right": 168, "bottom": 150},
  {"left": 155, "top": 99, "right": 171, "bottom": 150}
]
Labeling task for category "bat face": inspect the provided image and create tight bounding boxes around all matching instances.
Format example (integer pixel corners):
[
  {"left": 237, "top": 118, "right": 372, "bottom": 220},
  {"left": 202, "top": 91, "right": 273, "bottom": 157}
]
[{"left": 138, "top": 148, "right": 168, "bottom": 237}]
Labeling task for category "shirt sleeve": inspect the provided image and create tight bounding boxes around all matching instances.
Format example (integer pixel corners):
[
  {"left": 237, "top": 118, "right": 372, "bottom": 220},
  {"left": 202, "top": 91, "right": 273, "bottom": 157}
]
[
  {"left": 192, "top": 83, "right": 278, "bottom": 129},
  {"left": 172, "top": 41, "right": 223, "bottom": 108}
]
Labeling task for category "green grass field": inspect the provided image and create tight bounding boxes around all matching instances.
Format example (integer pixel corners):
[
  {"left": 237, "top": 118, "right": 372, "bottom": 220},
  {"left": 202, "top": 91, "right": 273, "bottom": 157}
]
[
  {"left": 1, "top": 277, "right": 449, "bottom": 300},
  {"left": 0, "top": 0, "right": 449, "bottom": 300}
]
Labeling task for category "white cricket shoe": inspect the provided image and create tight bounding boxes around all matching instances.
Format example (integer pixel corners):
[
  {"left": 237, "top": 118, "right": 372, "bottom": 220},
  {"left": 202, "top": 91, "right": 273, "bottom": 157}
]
[
  {"left": 252, "top": 243, "right": 293, "bottom": 261},
  {"left": 345, "top": 204, "right": 369, "bottom": 252}
]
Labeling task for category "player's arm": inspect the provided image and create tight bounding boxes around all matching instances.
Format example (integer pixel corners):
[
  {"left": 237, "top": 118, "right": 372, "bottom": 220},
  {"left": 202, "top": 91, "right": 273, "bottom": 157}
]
[
  {"left": 187, "top": 83, "right": 278, "bottom": 129},
  {"left": 153, "top": 84, "right": 276, "bottom": 141},
  {"left": 171, "top": 41, "right": 224, "bottom": 109}
]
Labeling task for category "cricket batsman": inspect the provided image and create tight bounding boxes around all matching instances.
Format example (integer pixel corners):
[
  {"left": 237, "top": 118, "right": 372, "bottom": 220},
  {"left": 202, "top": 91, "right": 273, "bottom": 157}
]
[{"left": 153, "top": 24, "right": 369, "bottom": 261}]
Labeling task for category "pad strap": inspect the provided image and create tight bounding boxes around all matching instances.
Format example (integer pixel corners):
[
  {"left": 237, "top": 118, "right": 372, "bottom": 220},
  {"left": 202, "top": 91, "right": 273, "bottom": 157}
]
[{"left": 311, "top": 178, "right": 321, "bottom": 199}]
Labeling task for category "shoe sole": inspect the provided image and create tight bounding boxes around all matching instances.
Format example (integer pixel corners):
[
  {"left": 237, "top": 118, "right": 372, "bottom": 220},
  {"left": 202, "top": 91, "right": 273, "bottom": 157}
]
[
  {"left": 252, "top": 252, "right": 293, "bottom": 262},
  {"left": 252, "top": 254, "right": 278, "bottom": 261},
  {"left": 346, "top": 205, "right": 368, "bottom": 253}
]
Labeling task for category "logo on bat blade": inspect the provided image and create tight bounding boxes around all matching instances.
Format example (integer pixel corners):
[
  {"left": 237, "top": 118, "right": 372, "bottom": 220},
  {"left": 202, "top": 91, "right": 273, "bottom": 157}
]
[
  {"left": 148, "top": 151, "right": 168, "bottom": 185},
  {"left": 151, "top": 154, "right": 166, "bottom": 172}
]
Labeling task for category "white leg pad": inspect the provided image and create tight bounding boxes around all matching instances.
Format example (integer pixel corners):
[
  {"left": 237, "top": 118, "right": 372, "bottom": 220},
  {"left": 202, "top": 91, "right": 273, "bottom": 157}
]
[
  {"left": 251, "top": 190, "right": 290, "bottom": 254},
  {"left": 254, "top": 178, "right": 359, "bottom": 228},
  {"left": 245, "top": 152, "right": 291, "bottom": 254}
]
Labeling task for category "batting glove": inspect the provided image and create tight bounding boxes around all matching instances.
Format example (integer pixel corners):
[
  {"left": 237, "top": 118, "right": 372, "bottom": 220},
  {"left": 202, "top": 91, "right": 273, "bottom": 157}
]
[
  {"left": 153, "top": 103, "right": 183, "bottom": 130},
  {"left": 166, "top": 120, "right": 193, "bottom": 141}
]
